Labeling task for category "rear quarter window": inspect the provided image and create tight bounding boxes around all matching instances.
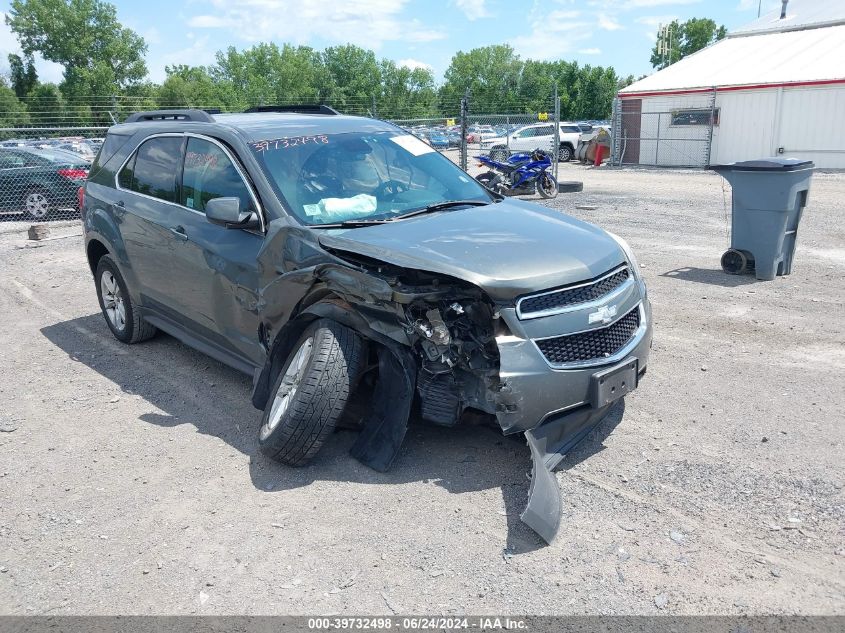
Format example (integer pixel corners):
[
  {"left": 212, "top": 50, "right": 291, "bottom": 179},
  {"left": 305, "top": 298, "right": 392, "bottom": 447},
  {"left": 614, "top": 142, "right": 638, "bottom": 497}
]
[{"left": 90, "top": 133, "right": 132, "bottom": 175}]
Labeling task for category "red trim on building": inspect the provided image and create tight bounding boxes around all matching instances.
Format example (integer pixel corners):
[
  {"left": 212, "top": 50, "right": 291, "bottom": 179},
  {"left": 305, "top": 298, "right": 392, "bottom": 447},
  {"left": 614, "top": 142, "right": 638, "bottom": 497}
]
[{"left": 618, "top": 78, "right": 845, "bottom": 99}]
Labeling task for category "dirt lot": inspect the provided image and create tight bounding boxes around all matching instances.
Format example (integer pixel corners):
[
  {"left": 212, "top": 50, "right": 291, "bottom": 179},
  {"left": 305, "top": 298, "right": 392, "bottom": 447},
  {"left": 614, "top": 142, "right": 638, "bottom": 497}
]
[{"left": 0, "top": 166, "right": 843, "bottom": 615}]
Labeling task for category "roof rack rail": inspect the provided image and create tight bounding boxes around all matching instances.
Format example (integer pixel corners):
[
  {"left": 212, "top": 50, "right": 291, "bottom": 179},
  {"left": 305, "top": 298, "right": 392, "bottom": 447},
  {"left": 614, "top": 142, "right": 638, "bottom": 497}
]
[
  {"left": 124, "top": 109, "right": 215, "bottom": 123},
  {"left": 243, "top": 104, "right": 340, "bottom": 115}
]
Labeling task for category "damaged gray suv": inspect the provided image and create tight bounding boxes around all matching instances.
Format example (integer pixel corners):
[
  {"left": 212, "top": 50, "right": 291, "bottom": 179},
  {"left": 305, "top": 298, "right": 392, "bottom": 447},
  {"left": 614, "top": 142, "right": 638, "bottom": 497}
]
[{"left": 81, "top": 106, "right": 652, "bottom": 543}]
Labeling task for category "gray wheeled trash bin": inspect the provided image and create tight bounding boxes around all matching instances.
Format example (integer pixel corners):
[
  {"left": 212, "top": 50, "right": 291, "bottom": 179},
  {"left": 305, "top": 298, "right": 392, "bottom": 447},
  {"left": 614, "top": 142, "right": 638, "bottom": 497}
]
[{"left": 711, "top": 158, "right": 813, "bottom": 281}]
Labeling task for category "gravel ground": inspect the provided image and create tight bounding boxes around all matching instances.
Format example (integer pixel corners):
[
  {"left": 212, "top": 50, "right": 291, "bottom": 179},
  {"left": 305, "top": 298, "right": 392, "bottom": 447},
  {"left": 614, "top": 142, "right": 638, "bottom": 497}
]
[{"left": 0, "top": 166, "right": 843, "bottom": 615}]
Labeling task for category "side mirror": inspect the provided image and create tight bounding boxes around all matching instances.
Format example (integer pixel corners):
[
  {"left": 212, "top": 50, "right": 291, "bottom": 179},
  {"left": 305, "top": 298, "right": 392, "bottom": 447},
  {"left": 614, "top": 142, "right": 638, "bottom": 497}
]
[{"left": 205, "top": 197, "right": 260, "bottom": 230}]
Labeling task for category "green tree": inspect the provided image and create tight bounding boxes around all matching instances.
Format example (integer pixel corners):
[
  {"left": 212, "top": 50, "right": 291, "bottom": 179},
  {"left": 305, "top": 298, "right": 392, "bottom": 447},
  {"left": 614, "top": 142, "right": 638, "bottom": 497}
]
[
  {"left": 8, "top": 53, "right": 38, "bottom": 98},
  {"left": 0, "top": 83, "right": 30, "bottom": 129},
  {"left": 378, "top": 60, "right": 437, "bottom": 119},
  {"left": 440, "top": 45, "right": 523, "bottom": 112},
  {"left": 6, "top": 0, "right": 148, "bottom": 96},
  {"left": 571, "top": 66, "right": 618, "bottom": 119},
  {"left": 321, "top": 45, "right": 382, "bottom": 112},
  {"left": 650, "top": 18, "right": 727, "bottom": 69},
  {"left": 213, "top": 43, "right": 327, "bottom": 107},
  {"left": 26, "top": 82, "right": 64, "bottom": 125},
  {"left": 157, "top": 65, "right": 238, "bottom": 110}
]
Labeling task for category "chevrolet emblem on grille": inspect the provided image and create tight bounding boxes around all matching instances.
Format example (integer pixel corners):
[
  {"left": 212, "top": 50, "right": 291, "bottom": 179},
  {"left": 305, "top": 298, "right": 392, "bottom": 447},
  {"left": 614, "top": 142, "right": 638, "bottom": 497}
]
[{"left": 588, "top": 304, "right": 618, "bottom": 325}]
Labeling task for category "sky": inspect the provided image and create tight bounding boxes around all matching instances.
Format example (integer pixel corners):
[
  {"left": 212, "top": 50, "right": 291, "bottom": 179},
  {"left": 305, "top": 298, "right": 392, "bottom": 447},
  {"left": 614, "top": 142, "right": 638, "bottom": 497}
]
[{"left": 0, "top": 0, "right": 787, "bottom": 86}]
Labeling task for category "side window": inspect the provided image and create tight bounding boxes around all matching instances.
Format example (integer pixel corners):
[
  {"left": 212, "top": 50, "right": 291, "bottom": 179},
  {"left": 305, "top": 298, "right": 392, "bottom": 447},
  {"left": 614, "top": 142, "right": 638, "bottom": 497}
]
[
  {"left": 127, "top": 137, "right": 183, "bottom": 202},
  {"left": 180, "top": 137, "right": 252, "bottom": 213},
  {"left": 0, "top": 152, "right": 23, "bottom": 168},
  {"left": 516, "top": 128, "right": 534, "bottom": 138},
  {"left": 562, "top": 125, "right": 581, "bottom": 134},
  {"left": 537, "top": 126, "right": 555, "bottom": 136}
]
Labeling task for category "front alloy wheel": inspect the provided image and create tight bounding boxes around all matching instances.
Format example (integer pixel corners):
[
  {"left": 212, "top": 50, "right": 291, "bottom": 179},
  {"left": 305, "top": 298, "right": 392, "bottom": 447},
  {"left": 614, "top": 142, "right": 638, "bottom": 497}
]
[
  {"left": 260, "top": 336, "right": 314, "bottom": 441},
  {"left": 258, "top": 319, "right": 365, "bottom": 467}
]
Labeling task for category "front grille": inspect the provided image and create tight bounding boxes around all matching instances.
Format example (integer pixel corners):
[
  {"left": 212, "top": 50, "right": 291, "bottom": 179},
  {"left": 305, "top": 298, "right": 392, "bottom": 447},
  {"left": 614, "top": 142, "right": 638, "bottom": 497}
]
[
  {"left": 518, "top": 266, "right": 630, "bottom": 317},
  {"left": 536, "top": 306, "right": 640, "bottom": 365}
]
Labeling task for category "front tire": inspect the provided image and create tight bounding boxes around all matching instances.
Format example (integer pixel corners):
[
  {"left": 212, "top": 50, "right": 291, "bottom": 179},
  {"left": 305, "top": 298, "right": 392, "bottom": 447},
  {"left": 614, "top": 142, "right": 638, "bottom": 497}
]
[
  {"left": 537, "top": 172, "right": 558, "bottom": 199},
  {"left": 95, "top": 255, "right": 157, "bottom": 344},
  {"left": 258, "top": 319, "right": 365, "bottom": 466}
]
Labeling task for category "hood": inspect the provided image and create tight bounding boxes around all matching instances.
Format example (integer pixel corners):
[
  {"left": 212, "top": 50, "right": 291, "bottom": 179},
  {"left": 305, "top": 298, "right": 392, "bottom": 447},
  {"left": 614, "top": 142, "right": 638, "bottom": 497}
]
[{"left": 318, "top": 199, "right": 625, "bottom": 301}]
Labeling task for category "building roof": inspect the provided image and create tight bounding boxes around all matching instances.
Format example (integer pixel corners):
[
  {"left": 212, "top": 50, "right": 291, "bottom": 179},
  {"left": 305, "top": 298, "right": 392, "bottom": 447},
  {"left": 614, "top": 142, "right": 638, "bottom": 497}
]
[
  {"left": 620, "top": 0, "right": 845, "bottom": 97},
  {"left": 731, "top": 0, "right": 845, "bottom": 36}
]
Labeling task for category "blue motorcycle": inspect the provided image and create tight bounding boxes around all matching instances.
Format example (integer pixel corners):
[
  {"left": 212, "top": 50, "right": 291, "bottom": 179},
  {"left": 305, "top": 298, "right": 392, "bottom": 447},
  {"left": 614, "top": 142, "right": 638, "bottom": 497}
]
[{"left": 475, "top": 149, "right": 558, "bottom": 199}]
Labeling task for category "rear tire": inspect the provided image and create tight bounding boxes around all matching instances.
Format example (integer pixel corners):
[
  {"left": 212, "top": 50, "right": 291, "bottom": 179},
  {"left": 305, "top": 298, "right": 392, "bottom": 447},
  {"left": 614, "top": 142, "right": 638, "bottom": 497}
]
[
  {"left": 258, "top": 319, "right": 365, "bottom": 466},
  {"left": 558, "top": 145, "right": 573, "bottom": 162},
  {"left": 490, "top": 148, "right": 509, "bottom": 162},
  {"left": 23, "top": 189, "right": 51, "bottom": 220},
  {"left": 95, "top": 255, "right": 157, "bottom": 344}
]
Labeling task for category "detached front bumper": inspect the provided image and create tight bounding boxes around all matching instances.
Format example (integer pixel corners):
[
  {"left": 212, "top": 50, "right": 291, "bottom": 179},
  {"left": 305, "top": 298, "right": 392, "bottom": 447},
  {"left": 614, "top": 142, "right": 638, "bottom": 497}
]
[{"left": 493, "top": 293, "right": 653, "bottom": 543}]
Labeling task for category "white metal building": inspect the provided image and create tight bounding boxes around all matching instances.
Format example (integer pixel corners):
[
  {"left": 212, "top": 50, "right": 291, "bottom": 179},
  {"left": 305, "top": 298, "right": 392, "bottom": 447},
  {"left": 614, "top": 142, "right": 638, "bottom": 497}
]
[{"left": 616, "top": 0, "right": 845, "bottom": 168}]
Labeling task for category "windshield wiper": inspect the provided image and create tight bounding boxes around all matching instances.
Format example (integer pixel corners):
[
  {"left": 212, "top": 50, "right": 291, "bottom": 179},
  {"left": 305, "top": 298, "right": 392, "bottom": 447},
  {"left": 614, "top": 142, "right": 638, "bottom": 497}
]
[
  {"left": 313, "top": 199, "right": 495, "bottom": 228},
  {"left": 313, "top": 218, "right": 394, "bottom": 228},
  {"left": 395, "top": 199, "right": 491, "bottom": 220}
]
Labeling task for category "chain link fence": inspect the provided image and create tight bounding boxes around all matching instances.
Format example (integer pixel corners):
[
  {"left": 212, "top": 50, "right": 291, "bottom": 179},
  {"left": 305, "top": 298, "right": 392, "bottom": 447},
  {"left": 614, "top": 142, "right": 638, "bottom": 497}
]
[
  {"left": 0, "top": 126, "right": 107, "bottom": 224},
  {"left": 610, "top": 90, "right": 717, "bottom": 168}
]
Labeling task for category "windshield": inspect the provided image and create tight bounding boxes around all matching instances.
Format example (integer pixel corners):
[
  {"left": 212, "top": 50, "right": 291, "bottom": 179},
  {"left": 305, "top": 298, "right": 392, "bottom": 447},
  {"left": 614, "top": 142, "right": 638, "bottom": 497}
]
[{"left": 249, "top": 130, "right": 492, "bottom": 225}]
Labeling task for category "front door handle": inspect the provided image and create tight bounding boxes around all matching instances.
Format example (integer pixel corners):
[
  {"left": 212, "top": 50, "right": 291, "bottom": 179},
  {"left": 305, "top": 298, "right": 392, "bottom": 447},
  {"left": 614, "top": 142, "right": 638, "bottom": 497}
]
[{"left": 169, "top": 225, "right": 188, "bottom": 241}]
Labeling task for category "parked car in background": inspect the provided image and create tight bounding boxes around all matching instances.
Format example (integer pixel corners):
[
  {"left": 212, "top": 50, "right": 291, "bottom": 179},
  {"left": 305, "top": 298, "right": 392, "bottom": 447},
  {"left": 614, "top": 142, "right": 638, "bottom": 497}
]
[
  {"left": 481, "top": 122, "right": 584, "bottom": 162},
  {"left": 0, "top": 147, "right": 89, "bottom": 219},
  {"left": 427, "top": 131, "right": 450, "bottom": 150},
  {"left": 55, "top": 140, "right": 97, "bottom": 161}
]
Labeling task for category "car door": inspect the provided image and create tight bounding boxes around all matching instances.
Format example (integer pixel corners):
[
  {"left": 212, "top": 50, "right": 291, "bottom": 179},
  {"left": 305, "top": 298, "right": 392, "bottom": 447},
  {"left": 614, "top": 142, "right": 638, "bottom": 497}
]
[
  {"left": 0, "top": 150, "right": 25, "bottom": 211},
  {"left": 166, "top": 135, "right": 266, "bottom": 369},
  {"left": 116, "top": 134, "right": 188, "bottom": 314},
  {"left": 559, "top": 124, "right": 583, "bottom": 147}
]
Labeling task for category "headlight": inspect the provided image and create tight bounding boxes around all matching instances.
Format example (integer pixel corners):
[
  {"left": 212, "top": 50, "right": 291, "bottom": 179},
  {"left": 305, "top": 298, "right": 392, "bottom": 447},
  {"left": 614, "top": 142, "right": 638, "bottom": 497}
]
[{"left": 608, "top": 232, "right": 646, "bottom": 292}]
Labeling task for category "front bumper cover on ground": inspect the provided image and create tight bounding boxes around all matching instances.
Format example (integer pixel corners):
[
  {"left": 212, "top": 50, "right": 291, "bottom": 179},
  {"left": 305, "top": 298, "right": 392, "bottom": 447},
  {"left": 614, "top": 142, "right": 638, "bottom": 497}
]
[{"left": 521, "top": 401, "right": 617, "bottom": 543}]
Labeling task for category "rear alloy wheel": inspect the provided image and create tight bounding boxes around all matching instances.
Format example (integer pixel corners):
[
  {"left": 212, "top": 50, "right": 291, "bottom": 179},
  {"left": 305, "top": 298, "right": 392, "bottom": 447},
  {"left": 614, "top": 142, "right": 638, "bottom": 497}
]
[
  {"left": 100, "top": 270, "right": 127, "bottom": 332},
  {"left": 94, "top": 255, "right": 157, "bottom": 344},
  {"left": 558, "top": 145, "right": 573, "bottom": 162},
  {"left": 24, "top": 190, "right": 51, "bottom": 219},
  {"left": 490, "top": 148, "right": 509, "bottom": 162}
]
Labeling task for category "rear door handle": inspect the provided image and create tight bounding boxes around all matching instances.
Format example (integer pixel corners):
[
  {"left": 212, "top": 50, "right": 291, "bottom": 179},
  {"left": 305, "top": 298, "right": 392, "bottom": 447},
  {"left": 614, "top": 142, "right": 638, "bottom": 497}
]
[{"left": 169, "top": 225, "right": 188, "bottom": 241}]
